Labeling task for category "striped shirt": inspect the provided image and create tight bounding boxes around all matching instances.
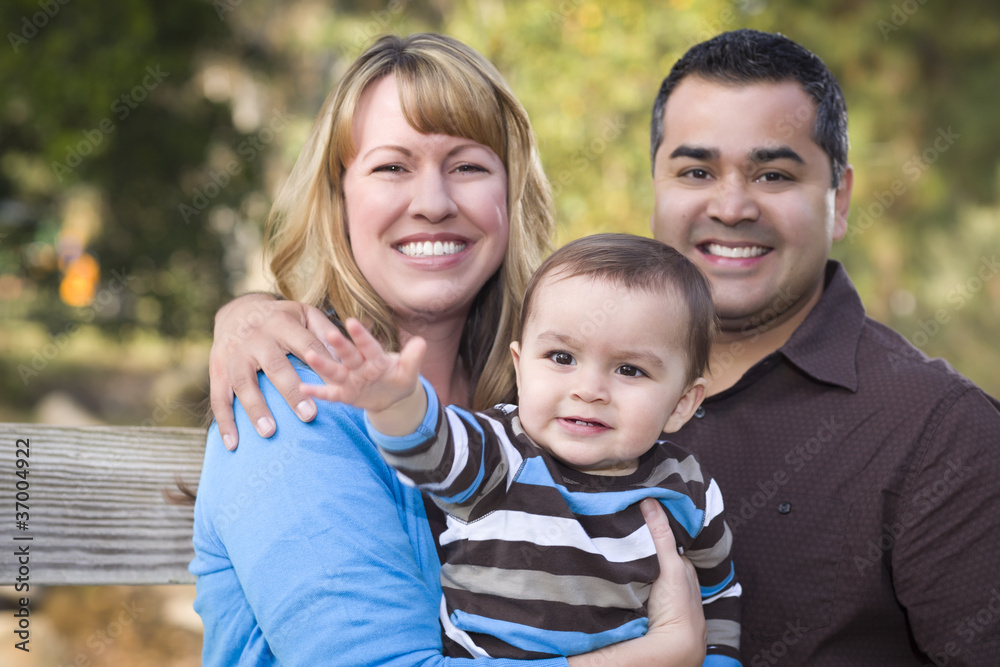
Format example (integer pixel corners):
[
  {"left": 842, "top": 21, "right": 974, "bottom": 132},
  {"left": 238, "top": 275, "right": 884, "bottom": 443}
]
[{"left": 368, "top": 378, "right": 741, "bottom": 663}]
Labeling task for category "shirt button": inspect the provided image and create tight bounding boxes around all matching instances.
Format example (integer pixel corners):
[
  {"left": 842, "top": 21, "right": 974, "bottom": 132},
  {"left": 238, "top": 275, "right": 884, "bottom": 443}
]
[
  {"left": 694, "top": 406, "right": 706, "bottom": 419},
  {"left": 777, "top": 502, "right": 792, "bottom": 515}
]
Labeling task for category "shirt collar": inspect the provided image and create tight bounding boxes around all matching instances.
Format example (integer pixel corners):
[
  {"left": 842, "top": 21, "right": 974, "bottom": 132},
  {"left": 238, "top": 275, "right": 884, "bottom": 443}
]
[{"left": 777, "top": 260, "right": 864, "bottom": 392}]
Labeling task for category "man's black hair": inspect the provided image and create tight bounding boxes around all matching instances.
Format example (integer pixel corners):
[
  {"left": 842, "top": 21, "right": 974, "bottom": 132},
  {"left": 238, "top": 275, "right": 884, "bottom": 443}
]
[{"left": 650, "top": 29, "right": 848, "bottom": 187}]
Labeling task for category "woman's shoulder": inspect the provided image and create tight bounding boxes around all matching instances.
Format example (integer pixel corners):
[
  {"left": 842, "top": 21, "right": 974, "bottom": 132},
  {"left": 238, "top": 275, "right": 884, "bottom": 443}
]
[
  {"left": 202, "top": 355, "right": 370, "bottom": 470},
  {"left": 196, "top": 355, "right": 399, "bottom": 513},
  {"left": 279, "top": 354, "right": 365, "bottom": 425}
]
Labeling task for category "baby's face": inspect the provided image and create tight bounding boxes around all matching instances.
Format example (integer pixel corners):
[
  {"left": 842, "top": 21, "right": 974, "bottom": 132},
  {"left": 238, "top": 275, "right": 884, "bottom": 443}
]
[{"left": 510, "top": 273, "right": 702, "bottom": 476}]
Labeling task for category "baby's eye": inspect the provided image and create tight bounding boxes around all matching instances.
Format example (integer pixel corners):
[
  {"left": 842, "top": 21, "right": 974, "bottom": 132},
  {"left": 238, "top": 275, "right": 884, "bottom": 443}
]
[
  {"left": 547, "top": 351, "right": 574, "bottom": 366},
  {"left": 617, "top": 365, "right": 645, "bottom": 378}
]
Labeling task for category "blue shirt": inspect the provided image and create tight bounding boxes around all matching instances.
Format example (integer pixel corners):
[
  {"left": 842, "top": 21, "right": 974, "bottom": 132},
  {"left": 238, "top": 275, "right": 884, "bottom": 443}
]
[{"left": 190, "top": 357, "right": 568, "bottom": 667}]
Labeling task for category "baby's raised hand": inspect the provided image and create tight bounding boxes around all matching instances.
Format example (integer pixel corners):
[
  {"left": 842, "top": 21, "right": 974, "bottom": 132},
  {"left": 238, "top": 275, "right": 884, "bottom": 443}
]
[{"left": 300, "top": 318, "right": 426, "bottom": 413}]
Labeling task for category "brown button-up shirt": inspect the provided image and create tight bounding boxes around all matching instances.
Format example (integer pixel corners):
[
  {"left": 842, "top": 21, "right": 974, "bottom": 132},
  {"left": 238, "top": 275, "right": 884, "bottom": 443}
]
[{"left": 672, "top": 261, "right": 1000, "bottom": 666}]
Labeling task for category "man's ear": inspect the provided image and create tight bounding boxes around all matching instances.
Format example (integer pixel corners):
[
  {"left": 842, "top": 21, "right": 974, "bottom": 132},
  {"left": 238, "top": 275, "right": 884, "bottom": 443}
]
[
  {"left": 832, "top": 164, "right": 854, "bottom": 241},
  {"left": 663, "top": 377, "right": 707, "bottom": 433}
]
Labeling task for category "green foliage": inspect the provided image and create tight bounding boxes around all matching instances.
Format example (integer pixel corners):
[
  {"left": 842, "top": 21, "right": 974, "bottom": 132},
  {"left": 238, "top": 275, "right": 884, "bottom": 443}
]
[
  {"left": 1, "top": 0, "right": 998, "bottom": 394},
  {"left": 2, "top": 0, "right": 238, "bottom": 337}
]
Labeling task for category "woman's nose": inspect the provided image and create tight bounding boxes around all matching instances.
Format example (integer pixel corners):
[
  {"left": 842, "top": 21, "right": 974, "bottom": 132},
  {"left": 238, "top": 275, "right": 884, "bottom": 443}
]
[{"left": 408, "top": 169, "right": 459, "bottom": 223}]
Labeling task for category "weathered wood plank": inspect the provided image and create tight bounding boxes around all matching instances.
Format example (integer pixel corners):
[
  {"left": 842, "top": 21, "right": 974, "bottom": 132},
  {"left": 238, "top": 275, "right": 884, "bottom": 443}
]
[{"left": 0, "top": 423, "right": 205, "bottom": 585}]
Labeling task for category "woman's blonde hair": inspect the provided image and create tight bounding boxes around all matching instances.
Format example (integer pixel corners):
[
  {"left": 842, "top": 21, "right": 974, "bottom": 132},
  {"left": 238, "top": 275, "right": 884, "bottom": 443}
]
[{"left": 266, "top": 33, "right": 554, "bottom": 409}]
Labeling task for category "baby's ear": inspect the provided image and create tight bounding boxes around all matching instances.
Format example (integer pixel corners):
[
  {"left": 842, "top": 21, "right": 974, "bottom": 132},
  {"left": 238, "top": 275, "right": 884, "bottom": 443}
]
[
  {"left": 663, "top": 377, "right": 707, "bottom": 433},
  {"left": 509, "top": 342, "right": 523, "bottom": 391}
]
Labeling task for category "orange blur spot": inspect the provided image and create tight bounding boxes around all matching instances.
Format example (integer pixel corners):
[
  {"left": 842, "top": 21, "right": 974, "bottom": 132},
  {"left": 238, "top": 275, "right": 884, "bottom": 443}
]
[{"left": 59, "top": 253, "right": 100, "bottom": 307}]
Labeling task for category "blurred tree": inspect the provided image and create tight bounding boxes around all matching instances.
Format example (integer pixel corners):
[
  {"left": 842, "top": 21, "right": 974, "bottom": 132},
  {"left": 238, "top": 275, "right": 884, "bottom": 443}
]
[
  {"left": 1, "top": 0, "right": 997, "bottom": 398},
  {"left": 1, "top": 0, "right": 253, "bottom": 338}
]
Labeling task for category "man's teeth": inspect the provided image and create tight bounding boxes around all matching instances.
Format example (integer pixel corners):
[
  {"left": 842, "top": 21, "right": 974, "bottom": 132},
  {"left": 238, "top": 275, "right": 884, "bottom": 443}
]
[
  {"left": 397, "top": 241, "right": 466, "bottom": 257},
  {"left": 705, "top": 243, "right": 768, "bottom": 259}
]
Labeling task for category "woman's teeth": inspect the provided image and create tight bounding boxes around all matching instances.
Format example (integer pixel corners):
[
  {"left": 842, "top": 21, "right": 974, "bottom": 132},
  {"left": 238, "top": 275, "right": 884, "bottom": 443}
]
[{"left": 397, "top": 241, "right": 466, "bottom": 257}]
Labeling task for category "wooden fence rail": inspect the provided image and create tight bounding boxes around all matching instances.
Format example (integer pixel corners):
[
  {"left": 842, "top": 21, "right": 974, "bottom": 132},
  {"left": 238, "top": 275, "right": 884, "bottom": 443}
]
[{"left": 0, "top": 423, "right": 204, "bottom": 586}]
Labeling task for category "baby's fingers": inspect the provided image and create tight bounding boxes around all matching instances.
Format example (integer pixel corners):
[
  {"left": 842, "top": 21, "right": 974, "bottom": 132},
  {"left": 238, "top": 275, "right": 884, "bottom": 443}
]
[
  {"left": 299, "top": 381, "right": 345, "bottom": 404},
  {"left": 303, "top": 347, "right": 347, "bottom": 386},
  {"left": 343, "top": 319, "right": 391, "bottom": 368},
  {"left": 397, "top": 336, "right": 427, "bottom": 381},
  {"left": 321, "top": 325, "right": 366, "bottom": 371}
]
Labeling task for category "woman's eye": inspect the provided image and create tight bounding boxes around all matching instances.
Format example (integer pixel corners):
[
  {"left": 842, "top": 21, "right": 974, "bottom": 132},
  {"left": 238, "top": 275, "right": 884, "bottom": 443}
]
[
  {"left": 548, "top": 351, "right": 574, "bottom": 365},
  {"left": 455, "top": 163, "right": 487, "bottom": 173},
  {"left": 617, "top": 365, "right": 645, "bottom": 378},
  {"left": 373, "top": 164, "right": 405, "bottom": 173}
]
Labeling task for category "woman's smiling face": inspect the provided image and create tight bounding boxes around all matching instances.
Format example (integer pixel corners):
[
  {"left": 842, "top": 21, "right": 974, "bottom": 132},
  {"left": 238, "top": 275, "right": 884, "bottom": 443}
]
[{"left": 342, "top": 74, "right": 510, "bottom": 327}]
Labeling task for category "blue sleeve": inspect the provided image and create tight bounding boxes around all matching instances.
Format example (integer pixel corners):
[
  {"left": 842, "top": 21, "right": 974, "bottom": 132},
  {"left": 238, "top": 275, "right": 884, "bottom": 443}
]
[
  {"left": 366, "top": 375, "right": 441, "bottom": 453},
  {"left": 190, "top": 357, "right": 568, "bottom": 667}
]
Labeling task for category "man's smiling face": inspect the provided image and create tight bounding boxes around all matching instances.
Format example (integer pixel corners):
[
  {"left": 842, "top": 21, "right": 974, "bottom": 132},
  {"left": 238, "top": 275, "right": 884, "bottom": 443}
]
[{"left": 651, "top": 76, "right": 852, "bottom": 337}]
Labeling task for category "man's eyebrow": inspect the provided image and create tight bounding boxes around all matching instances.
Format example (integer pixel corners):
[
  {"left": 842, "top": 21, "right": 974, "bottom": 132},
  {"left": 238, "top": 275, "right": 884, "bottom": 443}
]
[
  {"left": 750, "top": 146, "right": 804, "bottom": 164},
  {"left": 668, "top": 145, "right": 719, "bottom": 161},
  {"left": 666, "top": 145, "right": 805, "bottom": 165}
]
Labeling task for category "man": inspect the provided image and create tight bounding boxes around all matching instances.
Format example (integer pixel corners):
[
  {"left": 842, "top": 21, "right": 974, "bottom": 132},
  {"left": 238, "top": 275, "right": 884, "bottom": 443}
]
[{"left": 653, "top": 30, "right": 1000, "bottom": 665}]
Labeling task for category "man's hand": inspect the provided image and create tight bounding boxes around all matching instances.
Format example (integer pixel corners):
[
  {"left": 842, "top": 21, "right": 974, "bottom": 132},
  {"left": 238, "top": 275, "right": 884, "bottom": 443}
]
[{"left": 209, "top": 294, "right": 340, "bottom": 450}]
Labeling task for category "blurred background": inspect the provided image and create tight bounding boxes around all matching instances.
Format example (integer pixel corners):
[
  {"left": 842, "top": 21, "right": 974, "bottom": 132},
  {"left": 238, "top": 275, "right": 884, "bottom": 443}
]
[{"left": 2, "top": 0, "right": 998, "bottom": 664}]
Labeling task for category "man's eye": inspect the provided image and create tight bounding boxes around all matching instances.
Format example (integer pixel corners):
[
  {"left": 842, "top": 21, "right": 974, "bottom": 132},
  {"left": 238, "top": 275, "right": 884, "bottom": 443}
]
[
  {"left": 757, "top": 172, "right": 787, "bottom": 182},
  {"left": 548, "top": 352, "right": 574, "bottom": 365},
  {"left": 682, "top": 168, "right": 710, "bottom": 179},
  {"left": 617, "top": 365, "right": 645, "bottom": 378}
]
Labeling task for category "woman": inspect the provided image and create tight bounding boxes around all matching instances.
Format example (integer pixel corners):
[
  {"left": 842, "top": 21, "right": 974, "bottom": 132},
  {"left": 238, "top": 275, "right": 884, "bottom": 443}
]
[{"left": 192, "top": 33, "right": 704, "bottom": 665}]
